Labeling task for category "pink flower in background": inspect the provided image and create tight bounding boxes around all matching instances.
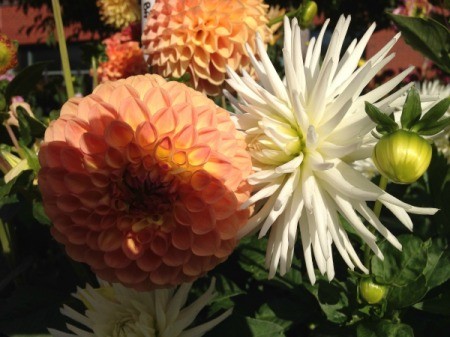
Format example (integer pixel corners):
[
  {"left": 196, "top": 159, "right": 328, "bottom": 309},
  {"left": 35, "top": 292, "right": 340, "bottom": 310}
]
[
  {"left": 142, "top": 0, "right": 273, "bottom": 96},
  {"left": 38, "top": 74, "right": 252, "bottom": 290}
]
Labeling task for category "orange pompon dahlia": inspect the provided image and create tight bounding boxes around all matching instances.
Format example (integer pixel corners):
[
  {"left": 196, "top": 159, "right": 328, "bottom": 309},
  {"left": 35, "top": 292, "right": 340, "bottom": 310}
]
[
  {"left": 142, "top": 0, "right": 273, "bottom": 96},
  {"left": 0, "top": 34, "right": 18, "bottom": 75},
  {"left": 97, "top": 0, "right": 140, "bottom": 29},
  {"left": 38, "top": 74, "right": 252, "bottom": 290},
  {"left": 97, "top": 28, "right": 148, "bottom": 83}
]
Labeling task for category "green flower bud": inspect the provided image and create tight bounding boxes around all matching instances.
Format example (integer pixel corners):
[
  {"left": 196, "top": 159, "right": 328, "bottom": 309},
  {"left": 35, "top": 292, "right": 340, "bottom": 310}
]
[
  {"left": 372, "top": 129, "right": 432, "bottom": 184},
  {"left": 359, "top": 279, "right": 387, "bottom": 304},
  {"left": 299, "top": 1, "right": 318, "bottom": 28}
]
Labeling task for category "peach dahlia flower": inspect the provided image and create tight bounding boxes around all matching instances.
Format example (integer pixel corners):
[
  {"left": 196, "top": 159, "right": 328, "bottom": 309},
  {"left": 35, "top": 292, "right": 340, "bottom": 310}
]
[
  {"left": 142, "top": 0, "right": 272, "bottom": 96},
  {"left": 97, "top": 28, "right": 148, "bottom": 83},
  {"left": 38, "top": 74, "right": 252, "bottom": 290}
]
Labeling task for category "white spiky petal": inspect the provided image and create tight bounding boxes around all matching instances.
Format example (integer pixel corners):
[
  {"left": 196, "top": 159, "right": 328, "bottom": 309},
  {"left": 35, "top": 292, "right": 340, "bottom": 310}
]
[
  {"left": 48, "top": 279, "right": 231, "bottom": 337},
  {"left": 226, "top": 15, "right": 438, "bottom": 284}
]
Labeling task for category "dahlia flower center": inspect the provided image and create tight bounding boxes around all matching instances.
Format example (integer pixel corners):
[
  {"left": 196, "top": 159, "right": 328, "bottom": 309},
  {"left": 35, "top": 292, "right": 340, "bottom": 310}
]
[
  {"left": 249, "top": 120, "right": 305, "bottom": 165},
  {"left": 113, "top": 162, "right": 178, "bottom": 231}
]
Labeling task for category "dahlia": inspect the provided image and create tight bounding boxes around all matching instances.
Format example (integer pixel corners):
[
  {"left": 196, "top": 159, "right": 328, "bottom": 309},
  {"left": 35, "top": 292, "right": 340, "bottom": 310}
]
[
  {"left": 38, "top": 74, "right": 252, "bottom": 289},
  {"left": 97, "top": 28, "right": 148, "bottom": 83},
  {"left": 97, "top": 0, "right": 140, "bottom": 29},
  {"left": 393, "top": 0, "right": 433, "bottom": 17},
  {"left": 142, "top": 0, "right": 272, "bottom": 96},
  {"left": 226, "top": 16, "right": 438, "bottom": 283},
  {"left": 0, "top": 34, "right": 18, "bottom": 75},
  {"left": 49, "top": 278, "right": 231, "bottom": 337}
]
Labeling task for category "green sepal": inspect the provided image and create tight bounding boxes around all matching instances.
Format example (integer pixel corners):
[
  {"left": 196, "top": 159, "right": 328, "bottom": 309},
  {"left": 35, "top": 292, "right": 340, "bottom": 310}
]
[
  {"left": 401, "top": 86, "right": 422, "bottom": 129},
  {"left": 365, "top": 102, "right": 398, "bottom": 134},
  {"left": 16, "top": 106, "right": 47, "bottom": 141},
  {"left": 412, "top": 95, "right": 450, "bottom": 131},
  {"left": 19, "top": 140, "right": 40, "bottom": 174},
  {"left": 416, "top": 117, "right": 450, "bottom": 136}
]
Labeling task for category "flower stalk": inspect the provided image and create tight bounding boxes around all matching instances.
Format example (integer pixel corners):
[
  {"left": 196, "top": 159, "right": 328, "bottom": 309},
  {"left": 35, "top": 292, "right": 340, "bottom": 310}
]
[
  {"left": 0, "top": 219, "right": 14, "bottom": 267},
  {"left": 91, "top": 56, "right": 98, "bottom": 89},
  {"left": 51, "top": 0, "right": 74, "bottom": 99}
]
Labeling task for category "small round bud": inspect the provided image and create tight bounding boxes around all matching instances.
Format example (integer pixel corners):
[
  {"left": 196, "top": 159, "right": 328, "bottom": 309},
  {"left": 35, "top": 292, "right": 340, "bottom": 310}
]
[
  {"left": 359, "top": 279, "right": 387, "bottom": 304},
  {"left": 299, "top": 1, "right": 318, "bottom": 28},
  {"left": 372, "top": 130, "right": 432, "bottom": 184}
]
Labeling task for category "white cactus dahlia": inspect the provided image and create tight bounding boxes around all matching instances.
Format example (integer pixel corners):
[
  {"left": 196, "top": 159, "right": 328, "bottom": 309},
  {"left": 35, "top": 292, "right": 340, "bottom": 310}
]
[
  {"left": 48, "top": 279, "right": 231, "bottom": 337},
  {"left": 226, "top": 16, "right": 438, "bottom": 283}
]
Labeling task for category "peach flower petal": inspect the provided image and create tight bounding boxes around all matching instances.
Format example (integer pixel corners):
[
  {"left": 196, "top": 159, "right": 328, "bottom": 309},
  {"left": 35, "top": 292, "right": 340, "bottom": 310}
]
[{"left": 38, "top": 74, "right": 252, "bottom": 290}]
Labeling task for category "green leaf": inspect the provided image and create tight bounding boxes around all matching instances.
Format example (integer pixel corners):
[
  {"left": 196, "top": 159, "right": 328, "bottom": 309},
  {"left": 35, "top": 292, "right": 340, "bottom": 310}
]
[
  {"left": 415, "top": 95, "right": 450, "bottom": 128},
  {"left": 387, "top": 275, "right": 427, "bottom": 309},
  {"left": 32, "top": 200, "right": 51, "bottom": 226},
  {"left": 364, "top": 102, "right": 398, "bottom": 134},
  {"left": 401, "top": 87, "right": 422, "bottom": 129},
  {"left": 417, "top": 117, "right": 450, "bottom": 136},
  {"left": 245, "top": 317, "right": 285, "bottom": 337},
  {"left": 238, "top": 236, "right": 302, "bottom": 289},
  {"left": 423, "top": 239, "right": 450, "bottom": 290},
  {"left": 388, "top": 14, "right": 450, "bottom": 74},
  {"left": 17, "top": 107, "right": 32, "bottom": 146},
  {"left": 5, "top": 62, "right": 51, "bottom": 102},
  {"left": 371, "top": 235, "right": 428, "bottom": 287},
  {"left": 413, "top": 290, "right": 450, "bottom": 315},
  {"left": 0, "top": 170, "right": 34, "bottom": 209},
  {"left": 0, "top": 92, "right": 6, "bottom": 111},
  {"left": 208, "top": 275, "right": 245, "bottom": 316},
  {"left": 19, "top": 141, "right": 40, "bottom": 174},
  {"left": 357, "top": 320, "right": 414, "bottom": 337},
  {"left": 305, "top": 279, "right": 349, "bottom": 324},
  {"left": 16, "top": 106, "right": 47, "bottom": 144}
]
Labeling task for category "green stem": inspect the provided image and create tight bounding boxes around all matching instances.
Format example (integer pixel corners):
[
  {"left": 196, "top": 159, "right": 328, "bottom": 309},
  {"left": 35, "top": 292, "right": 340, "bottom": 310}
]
[
  {"left": 91, "top": 56, "right": 98, "bottom": 89},
  {"left": 268, "top": 7, "right": 301, "bottom": 27},
  {"left": 363, "top": 175, "right": 389, "bottom": 267},
  {"left": 0, "top": 219, "right": 14, "bottom": 266},
  {"left": 51, "top": 0, "right": 74, "bottom": 99}
]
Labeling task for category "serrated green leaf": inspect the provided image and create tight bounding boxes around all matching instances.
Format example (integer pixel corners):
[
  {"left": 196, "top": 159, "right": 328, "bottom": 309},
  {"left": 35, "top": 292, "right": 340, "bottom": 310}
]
[
  {"left": 401, "top": 87, "right": 422, "bottom": 129},
  {"left": 415, "top": 96, "right": 450, "bottom": 128},
  {"left": 371, "top": 235, "right": 428, "bottom": 287},
  {"left": 245, "top": 317, "right": 285, "bottom": 337},
  {"left": 305, "top": 279, "right": 349, "bottom": 324},
  {"left": 417, "top": 117, "right": 450, "bottom": 136},
  {"left": 387, "top": 275, "right": 427, "bottom": 309},
  {"left": 5, "top": 62, "right": 51, "bottom": 103},
  {"left": 365, "top": 102, "right": 398, "bottom": 133},
  {"left": 357, "top": 320, "right": 414, "bottom": 337},
  {"left": 423, "top": 240, "right": 450, "bottom": 290},
  {"left": 388, "top": 14, "right": 450, "bottom": 74}
]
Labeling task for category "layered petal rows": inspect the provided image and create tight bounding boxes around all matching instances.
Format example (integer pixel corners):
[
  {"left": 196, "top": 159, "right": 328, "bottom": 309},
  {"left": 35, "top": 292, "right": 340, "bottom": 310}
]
[
  {"left": 38, "top": 74, "right": 252, "bottom": 290},
  {"left": 142, "top": 0, "right": 272, "bottom": 96},
  {"left": 226, "top": 16, "right": 438, "bottom": 283}
]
